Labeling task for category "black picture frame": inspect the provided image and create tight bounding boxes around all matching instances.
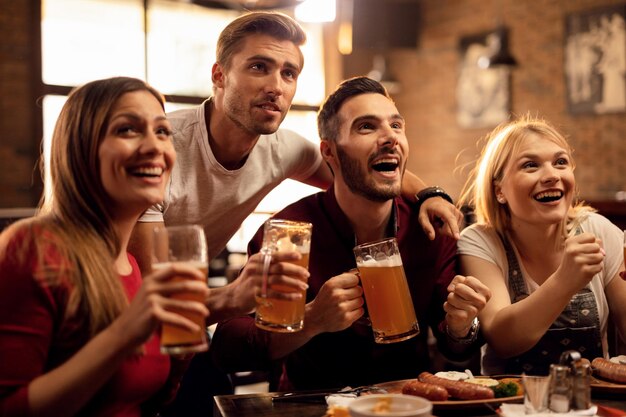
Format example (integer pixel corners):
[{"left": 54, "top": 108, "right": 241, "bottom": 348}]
[{"left": 564, "top": 5, "right": 626, "bottom": 114}]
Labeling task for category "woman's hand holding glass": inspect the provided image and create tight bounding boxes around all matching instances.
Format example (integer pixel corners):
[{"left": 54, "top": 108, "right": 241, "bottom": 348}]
[{"left": 111, "top": 263, "right": 209, "bottom": 351}]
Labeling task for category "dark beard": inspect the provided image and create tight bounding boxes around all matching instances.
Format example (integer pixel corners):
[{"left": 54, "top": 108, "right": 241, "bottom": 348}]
[{"left": 336, "top": 145, "right": 401, "bottom": 202}]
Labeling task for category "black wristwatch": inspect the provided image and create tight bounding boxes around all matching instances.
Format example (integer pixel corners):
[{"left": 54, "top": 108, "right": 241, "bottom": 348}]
[{"left": 415, "top": 186, "right": 454, "bottom": 210}]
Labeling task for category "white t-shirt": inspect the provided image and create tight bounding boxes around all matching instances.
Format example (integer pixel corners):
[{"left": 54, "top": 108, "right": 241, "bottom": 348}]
[
  {"left": 458, "top": 212, "right": 623, "bottom": 374},
  {"left": 140, "top": 99, "right": 322, "bottom": 259}
]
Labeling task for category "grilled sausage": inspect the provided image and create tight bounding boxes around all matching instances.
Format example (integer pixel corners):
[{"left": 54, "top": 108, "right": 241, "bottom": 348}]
[
  {"left": 418, "top": 372, "right": 495, "bottom": 400},
  {"left": 591, "top": 358, "right": 626, "bottom": 384},
  {"left": 401, "top": 380, "right": 449, "bottom": 401}
]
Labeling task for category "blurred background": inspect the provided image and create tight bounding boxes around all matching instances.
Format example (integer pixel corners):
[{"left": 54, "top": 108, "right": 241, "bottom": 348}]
[{"left": 1, "top": 0, "right": 625, "bottom": 250}]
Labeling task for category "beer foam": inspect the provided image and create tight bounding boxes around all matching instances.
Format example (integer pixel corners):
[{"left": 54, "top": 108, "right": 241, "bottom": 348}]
[
  {"left": 274, "top": 236, "right": 310, "bottom": 253},
  {"left": 276, "top": 236, "right": 298, "bottom": 252},
  {"left": 357, "top": 253, "right": 403, "bottom": 267}
]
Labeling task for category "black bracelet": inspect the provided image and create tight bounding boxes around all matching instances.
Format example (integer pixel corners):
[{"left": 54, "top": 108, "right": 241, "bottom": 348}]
[{"left": 414, "top": 186, "right": 454, "bottom": 211}]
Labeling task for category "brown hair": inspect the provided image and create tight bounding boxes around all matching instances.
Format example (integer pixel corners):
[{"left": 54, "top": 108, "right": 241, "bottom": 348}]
[
  {"left": 216, "top": 11, "right": 306, "bottom": 70},
  {"left": 318, "top": 76, "right": 390, "bottom": 142},
  {"left": 35, "top": 76, "right": 165, "bottom": 336}
]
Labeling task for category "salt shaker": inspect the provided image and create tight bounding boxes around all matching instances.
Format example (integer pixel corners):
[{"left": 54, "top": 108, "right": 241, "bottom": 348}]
[
  {"left": 571, "top": 362, "right": 592, "bottom": 410},
  {"left": 549, "top": 364, "right": 572, "bottom": 413}
]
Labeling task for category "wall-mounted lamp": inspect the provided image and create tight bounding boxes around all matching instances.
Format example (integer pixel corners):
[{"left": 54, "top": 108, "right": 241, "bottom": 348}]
[
  {"left": 367, "top": 54, "right": 400, "bottom": 94},
  {"left": 477, "top": 26, "right": 518, "bottom": 69}
]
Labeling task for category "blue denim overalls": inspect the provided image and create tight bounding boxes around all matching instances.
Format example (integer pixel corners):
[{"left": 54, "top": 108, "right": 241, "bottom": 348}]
[{"left": 501, "top": 235, "right": 603, "bottom": 375}]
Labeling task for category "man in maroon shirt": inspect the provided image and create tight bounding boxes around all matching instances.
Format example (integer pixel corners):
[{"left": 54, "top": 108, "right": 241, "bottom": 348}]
[{"left": 211, "top": 77, "right": 491, "bottom": 390}]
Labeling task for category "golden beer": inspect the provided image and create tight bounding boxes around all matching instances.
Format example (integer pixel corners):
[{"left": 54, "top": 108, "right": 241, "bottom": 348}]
[
  {"left": 153, "top": 262, "right": 209, "bottom": 354},
  {"left": 255, "top": 252, "right": 309, "bottom": 332},
  {"left": 354, "top": 238, "right": 419, "bottom": 344},
  {"left": 255, "top": 219, "right": 312, "bottom": 333},
  {"left": 358, "top": 262, "right": 419, "bottom": 343}
]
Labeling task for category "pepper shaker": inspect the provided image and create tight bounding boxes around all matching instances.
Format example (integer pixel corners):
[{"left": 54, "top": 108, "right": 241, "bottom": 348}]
[{"left": 571, "top": 362, "right": 591, "bottom": 410}]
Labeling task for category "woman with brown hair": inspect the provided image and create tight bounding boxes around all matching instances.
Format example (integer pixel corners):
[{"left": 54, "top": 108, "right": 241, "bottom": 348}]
[{"left": 0, "top": 77, "right": 209, "bottom": 416}]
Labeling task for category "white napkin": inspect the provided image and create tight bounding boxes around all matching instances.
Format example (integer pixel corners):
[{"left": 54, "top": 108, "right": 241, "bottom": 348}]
[
  {"left": 499, "top": 403, "right": 598, "bottom": 417},
  {"left": 326, "top": 394, "right": 357, "bottom": 407}
]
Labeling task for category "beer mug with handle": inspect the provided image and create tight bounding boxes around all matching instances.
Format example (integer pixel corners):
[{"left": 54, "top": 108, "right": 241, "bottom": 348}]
[
  {"left": 353, "top": 237, "right": 419, "bottom": 344},
  {"left": 254, "top": 219, "right": 312, "bottom": 333}
]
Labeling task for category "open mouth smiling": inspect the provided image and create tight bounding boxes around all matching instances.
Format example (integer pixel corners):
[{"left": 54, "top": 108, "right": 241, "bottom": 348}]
[
  {"left": 534, "top": 190, "right": 563, "bottom": 203},
  {"left": 371, "top": 157, "right": 399, "bottom": 173},
  {"left": 129, "top": 166, "right": 164, "bottom": 178}
]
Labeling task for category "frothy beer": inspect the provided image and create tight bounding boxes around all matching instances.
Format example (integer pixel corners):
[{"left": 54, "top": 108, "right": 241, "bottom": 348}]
[
  {"left": 255, "top": 248, "right": 309, "bottom": 332},
  {"left": 355, "top": 247, "right": 419, "bottom": 344},
  {"left": 255, "top": 221, "right": 312, "bottom": 333}
]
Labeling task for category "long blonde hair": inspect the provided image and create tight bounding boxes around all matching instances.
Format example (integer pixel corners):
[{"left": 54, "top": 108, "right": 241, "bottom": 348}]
[
  {"left": 458, "top": 115, "right": 594, "bottom": 240},
  {"left": 32, "top": 77, "right": 165, "bottom": 336}
]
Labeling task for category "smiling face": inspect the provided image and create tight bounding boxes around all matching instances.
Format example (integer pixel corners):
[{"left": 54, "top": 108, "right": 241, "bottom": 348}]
[
  {"left": 212, "top": 34, "right": 302, "bottom": 136},
  {"left": 495, "top": 133, "right": 575, "bottom": 228},
  {"left": 98, "top": 90, "right": 175, "bottom": 218},
  {"left": 325, "top": 93, "right": 408, "bottom": 202}
]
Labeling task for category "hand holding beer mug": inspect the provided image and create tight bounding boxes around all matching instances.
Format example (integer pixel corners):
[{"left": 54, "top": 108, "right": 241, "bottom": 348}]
[
  {"left": 152, "top": 225, "right": 209, "bottom": 354},
  {"left": 255, "top": 219, "right": 312, "bottom": 333},
  {"left": 353, "top": 237, "right": 419, "bottom": 344}
]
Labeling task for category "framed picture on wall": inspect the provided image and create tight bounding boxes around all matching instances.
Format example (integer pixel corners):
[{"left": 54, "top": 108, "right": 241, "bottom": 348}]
[
  {"left": 565, "top": 5, "right": 626, "bottom": 114},
  {"left": 456, "top": 31, "right": 511, "bottom": 129}
]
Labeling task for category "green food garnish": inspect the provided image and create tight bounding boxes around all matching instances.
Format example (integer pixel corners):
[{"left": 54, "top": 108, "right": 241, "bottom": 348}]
[{"left": 492, "top": 382, "right": 518, "bottom": 398}]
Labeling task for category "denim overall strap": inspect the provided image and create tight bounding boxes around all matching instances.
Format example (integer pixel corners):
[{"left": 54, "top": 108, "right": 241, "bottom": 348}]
[
  {"left": 501, "top": 236, "right": 529, "bottom": 303},
  {"left": 500, "top": 232, "right": 603, "bottom": 375}
]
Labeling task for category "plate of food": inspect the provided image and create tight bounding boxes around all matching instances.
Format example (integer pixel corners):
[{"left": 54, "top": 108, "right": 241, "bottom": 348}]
[
  {"left": 590, "top": 357, "right": 626, "bottom": 394},
  {"left": 372, "top": 371, "right": 524, "bottom": 410}
]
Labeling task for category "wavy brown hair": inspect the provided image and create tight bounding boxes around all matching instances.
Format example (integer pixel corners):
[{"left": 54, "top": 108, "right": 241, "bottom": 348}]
[{"left": 33, "top": 77, "right": 165, "bottom": 336}]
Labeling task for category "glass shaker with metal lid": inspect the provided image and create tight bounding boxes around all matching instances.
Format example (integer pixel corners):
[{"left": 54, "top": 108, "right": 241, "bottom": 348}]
[
  {"left": 549, "top": 364, "right": 572, "bottom": 413},
  {"left": 571, "top": 362, "right": 592, "bottom": 410}
]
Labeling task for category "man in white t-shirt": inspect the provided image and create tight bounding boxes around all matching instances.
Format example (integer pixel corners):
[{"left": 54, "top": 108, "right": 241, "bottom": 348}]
[{"left": 129, "top": 11, "right": 462, "bottom": 326}]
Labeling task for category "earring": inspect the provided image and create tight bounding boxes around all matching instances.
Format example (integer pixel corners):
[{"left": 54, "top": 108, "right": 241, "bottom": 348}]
[{"left": 497, "top": 196, "right": 506, "bottom": 204}]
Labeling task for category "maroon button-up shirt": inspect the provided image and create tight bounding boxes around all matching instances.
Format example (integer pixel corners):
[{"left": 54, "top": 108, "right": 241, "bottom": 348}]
[{"left": 211, "top": 187, "right": 459, "bottom": 390}]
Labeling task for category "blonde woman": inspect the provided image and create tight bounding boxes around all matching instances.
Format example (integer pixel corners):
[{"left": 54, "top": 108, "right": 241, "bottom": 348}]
[
  {"left": 457, "top": 116, "right": 626, "bottom": 375},
  {"left": 0, "top": 77, "right": 209, "bottom": 416}
]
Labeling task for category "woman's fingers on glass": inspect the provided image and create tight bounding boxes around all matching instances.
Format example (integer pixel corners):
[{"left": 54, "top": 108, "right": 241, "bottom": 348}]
[
  {"left": 158, "top": 307, "right": 206, "bottom": 332},
  {"left": 161, "top": 295, "right": 208, "bottom": 314},
  {"left": 151, "top": 279, "right": 209, "bottom": 302},
  {"left": 149, "top": 262, "right": 205, "bottom": 281}
]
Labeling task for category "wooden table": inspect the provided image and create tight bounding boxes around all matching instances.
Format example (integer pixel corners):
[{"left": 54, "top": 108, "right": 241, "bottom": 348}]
[{"left": 213, "top": 392, "right": 626, "bottom": 417}]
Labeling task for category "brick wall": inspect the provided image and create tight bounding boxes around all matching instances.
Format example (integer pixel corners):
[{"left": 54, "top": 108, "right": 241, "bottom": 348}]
[
  {"left": 344, "top": 0, "right": 626, "bottom": 201},
  {"left": 1, "top": 0, "right": 625, "bottom": 208},
  {"left": 0, "top": 0, "right": 41, "bottom": 208}
]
